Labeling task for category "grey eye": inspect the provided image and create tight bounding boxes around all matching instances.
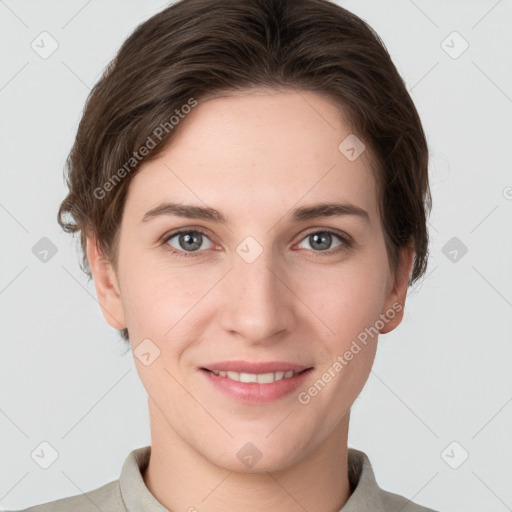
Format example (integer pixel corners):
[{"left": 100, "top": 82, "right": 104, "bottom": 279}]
[
  {"left": 298, "top": 232, "right": 343, "bottom": 251},
  {"left": 167, "top": 231, "right": 214, "bottom": 252}
]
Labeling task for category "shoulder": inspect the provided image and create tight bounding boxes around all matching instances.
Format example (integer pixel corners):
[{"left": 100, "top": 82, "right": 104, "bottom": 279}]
[
  {"left": 379, "top": 487, "right": 441, "bottom": 512},
  {"left": 347, "top": 447, "right": 441, "bottom": 512},
  {"left": 9, "top": 479, "right": 123, "bottom": 512},
  {"left": 9, "top": 445, "right": 154, "bottom": 512}
]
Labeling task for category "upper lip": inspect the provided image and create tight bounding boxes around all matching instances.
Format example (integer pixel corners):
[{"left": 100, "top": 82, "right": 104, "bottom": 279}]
[{"left": 201, "top": 361, "right": 313, "bottom": 374}]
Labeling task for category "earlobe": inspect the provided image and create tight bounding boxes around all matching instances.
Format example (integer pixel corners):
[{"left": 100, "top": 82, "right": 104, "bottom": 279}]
[
  {"left": 86, "top": 235, "right": 127, "bottom": 330},
  {"left": 379, "top": 243, "right": 415, "bottom": 334}
]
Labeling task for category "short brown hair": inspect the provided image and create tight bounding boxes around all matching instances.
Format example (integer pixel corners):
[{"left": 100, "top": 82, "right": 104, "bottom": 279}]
[{"left": 58, "top": 0, "right": 432, "bottom": 344}]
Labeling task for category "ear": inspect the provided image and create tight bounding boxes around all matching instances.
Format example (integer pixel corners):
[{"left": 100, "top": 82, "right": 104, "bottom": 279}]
[
  {"left": 379, "top": 242, "right": 415, "bottom": 334},
  {"left": 86, "top": 235, "right": 127, "bottom": 330}
]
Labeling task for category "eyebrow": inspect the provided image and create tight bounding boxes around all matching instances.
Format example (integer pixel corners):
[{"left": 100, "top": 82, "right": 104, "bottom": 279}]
[{"left": 140, "top": 201, "right": 370, "bottom": 224}]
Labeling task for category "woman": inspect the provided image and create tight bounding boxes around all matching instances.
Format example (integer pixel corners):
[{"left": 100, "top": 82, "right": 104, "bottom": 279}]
[{"left": 15, "top": 0, "right": 438, "bottom": 510}]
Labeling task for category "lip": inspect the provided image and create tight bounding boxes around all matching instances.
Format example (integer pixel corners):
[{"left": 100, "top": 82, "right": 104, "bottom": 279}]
[
  {"left": 201, "top": 360, "right": 312, "bottom": 373},
  {"left": 200, "top": 366, "right": 314, "bottom": 404}
]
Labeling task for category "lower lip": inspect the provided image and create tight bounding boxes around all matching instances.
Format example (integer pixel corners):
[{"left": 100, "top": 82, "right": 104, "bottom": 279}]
[{"left": 200, "top": 368, "right": 313, "bottom": 404}]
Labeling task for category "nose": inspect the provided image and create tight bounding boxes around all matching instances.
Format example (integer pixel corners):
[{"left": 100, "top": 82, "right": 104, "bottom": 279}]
[{"left": 218, "top": 246, "right": 297, "bottom": 344}]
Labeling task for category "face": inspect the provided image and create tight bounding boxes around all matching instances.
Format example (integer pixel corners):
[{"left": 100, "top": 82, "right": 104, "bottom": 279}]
[{"left": 88, "top": 88, "right": 413, "bottom": 473}]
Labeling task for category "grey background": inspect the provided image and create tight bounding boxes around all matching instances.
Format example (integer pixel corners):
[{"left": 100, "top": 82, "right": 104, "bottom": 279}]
[{"left": 1, "top": 1, "right": 511, "bottom": 511}]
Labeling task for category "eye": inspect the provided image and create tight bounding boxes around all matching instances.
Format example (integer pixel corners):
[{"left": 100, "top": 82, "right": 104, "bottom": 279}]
[
  {"left": 296, "top": 229, "right": 351, "bottom": 255},
  {"left": 163, "top": 229, "right": 214, "bottom": 257},
  {"left": 162, "top": 227, "right": 352, "bottom": 259}
]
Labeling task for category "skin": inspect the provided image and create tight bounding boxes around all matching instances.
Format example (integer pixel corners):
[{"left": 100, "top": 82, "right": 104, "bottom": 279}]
[{"left": 87, "top": 88, "right": 414, "bottom": 512}]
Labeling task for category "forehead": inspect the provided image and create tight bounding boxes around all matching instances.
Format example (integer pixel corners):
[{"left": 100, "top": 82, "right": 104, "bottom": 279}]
[{"left": 123, "top": 89, "right": 379, "bottom": 226}]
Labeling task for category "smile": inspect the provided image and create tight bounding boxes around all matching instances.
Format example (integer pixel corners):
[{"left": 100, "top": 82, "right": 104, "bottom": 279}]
[
  {"left": 206, "top": 369, "right": 303, "bottom": 383},
  {"left": 200, "top": 367, "right": 313, "bottom": 403}
]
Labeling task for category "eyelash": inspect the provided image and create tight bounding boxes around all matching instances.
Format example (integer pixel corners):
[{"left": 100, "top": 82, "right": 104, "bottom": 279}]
[{"left": 161, "top": 227, "right": 353, "bottom": 259}]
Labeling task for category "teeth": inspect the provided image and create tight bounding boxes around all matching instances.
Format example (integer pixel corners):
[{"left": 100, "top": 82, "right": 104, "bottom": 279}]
[{"left": 210, "top": 369, "right": 298, "bottom": 383}]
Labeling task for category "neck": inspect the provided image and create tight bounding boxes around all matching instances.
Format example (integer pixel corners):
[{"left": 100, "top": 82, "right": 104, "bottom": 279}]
[{"left": 143, "top": 400, "right": 352, "bottom": 512}]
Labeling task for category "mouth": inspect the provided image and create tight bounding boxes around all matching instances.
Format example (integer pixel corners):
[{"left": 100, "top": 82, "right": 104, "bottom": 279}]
[
  {"left": 201, "top": 367, "right": 311, "bottom": 384},
  {"left": 199, "top": 363, "right": 314, "bottom": 403},
  {"left": 201, "top": 360, "right": 312, "bottom": 373}
]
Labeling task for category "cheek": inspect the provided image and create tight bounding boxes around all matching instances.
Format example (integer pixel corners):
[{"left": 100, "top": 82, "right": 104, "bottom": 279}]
[
  {"left": 119, "top": 254, "right": 219, "bottom": 341},
  {"left": 299, "top": 257, "right": 388, "bottom": 337},
  {"left": 304, "top": 269, "right": 385, "bottom": 406},
  {"left": 296, "top": 259, "right": 387, "bottom": 396}
]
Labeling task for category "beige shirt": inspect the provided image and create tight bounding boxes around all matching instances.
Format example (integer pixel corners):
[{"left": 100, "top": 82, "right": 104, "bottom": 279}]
[{"left": 14, "top": 445, "right": 439, "bottom": 512}]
